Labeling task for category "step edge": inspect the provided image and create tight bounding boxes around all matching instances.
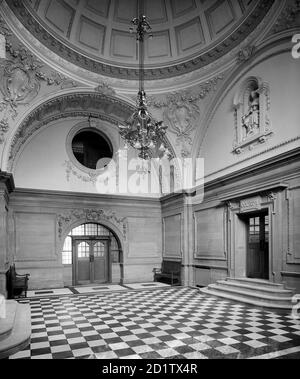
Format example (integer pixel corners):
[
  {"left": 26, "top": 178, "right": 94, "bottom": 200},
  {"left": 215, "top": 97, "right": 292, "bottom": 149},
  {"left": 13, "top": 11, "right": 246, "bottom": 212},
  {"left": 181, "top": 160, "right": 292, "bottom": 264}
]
[
  {"left": 0, "top": 301, "right": 18, "bottom": 340},
  {"left": 226, "top": 278, "right": 284, "bottom": 287},
  {"left": 200, "top": 288, "right": 293, "bottom": 310},
  {"left": 209, "top": 284, "right": 293, "bottom": 302},
  {"left": 0, "top": 303, "right": 31, "bottom": 359},
  {"left": 218, "top": 281, "right": 293, "bottom": 294}
]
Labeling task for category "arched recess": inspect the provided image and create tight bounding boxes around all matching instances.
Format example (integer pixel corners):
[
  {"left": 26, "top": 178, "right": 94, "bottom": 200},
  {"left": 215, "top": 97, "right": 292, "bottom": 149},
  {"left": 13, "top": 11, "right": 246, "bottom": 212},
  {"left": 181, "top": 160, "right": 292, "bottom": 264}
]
[
  {"left": 3, "top": 91, "right": 176, "bottom": 173},
  {"left": 192, "top": 40, "right": 290, "bottom": 161},
  {"left": 58, "top": 211, "right": 127, "bottom": 286}
]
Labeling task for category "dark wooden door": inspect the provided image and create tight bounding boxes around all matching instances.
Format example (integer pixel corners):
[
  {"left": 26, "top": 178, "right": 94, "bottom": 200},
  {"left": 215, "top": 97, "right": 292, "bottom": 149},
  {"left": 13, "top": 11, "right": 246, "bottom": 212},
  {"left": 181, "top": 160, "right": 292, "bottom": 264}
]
[
  {"left": 74, "top": 239, "right": 109, "bottom": 285},
  {"left": 247, "top": 214, "right": 269, "bottom": 279}
]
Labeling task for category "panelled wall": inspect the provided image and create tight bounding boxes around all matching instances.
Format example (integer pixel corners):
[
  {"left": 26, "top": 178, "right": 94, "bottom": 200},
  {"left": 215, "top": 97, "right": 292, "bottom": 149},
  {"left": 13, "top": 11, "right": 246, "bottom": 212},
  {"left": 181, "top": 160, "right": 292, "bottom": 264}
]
[
  {"left": 161, "top": 148, "right": 300, "bottom": 292},
  {"left": 6, "top": 190, "right": 162, "bottom": 290}
]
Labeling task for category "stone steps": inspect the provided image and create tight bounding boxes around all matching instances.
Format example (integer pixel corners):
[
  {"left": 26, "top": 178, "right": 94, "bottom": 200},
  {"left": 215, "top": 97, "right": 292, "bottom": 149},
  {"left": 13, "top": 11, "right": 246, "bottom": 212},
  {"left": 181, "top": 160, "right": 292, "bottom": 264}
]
[
  {"left": 200, "top": 278, "right": 294, "bottom": 310},
  {"left": 0, "top": 301, "right": 17, "bottom": 342},
  {"left": 226, "top": 277, "right": 285, "bottom": 288},
  {"left": 217, "top": 280, "right": 292, "bottom": 298},
  {"left": 0, "top": 300, "right": 31, "bottom": 359}
]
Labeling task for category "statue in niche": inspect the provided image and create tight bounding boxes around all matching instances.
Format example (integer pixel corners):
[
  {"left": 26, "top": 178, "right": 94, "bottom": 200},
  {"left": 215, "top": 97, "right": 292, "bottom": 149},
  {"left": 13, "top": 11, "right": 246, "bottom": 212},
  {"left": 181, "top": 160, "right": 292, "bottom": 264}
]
[{"left": 242, "top": 88, "right": 260, "bottom": 138}]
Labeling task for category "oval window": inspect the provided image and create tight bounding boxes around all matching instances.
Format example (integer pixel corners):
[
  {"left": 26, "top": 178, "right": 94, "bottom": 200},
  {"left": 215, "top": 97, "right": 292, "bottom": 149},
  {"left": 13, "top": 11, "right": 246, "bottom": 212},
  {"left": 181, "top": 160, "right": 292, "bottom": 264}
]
[{"left": 71, "top": 130, "right": 113, "bottom": 170}]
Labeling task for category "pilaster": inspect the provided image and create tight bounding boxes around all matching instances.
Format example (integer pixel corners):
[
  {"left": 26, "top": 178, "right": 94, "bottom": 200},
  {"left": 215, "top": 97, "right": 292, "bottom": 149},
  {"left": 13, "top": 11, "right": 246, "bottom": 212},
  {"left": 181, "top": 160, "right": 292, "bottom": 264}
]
[{"left": 0, "top": 171, "right": 14, "bottom": 298}]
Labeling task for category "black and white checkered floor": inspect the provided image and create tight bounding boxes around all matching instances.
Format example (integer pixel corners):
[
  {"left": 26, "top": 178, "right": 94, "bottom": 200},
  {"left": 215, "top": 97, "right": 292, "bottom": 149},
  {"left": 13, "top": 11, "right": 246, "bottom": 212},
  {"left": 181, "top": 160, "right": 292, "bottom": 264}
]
[{"left": 10, "top": 287, "right": 300, "bottom": 359}]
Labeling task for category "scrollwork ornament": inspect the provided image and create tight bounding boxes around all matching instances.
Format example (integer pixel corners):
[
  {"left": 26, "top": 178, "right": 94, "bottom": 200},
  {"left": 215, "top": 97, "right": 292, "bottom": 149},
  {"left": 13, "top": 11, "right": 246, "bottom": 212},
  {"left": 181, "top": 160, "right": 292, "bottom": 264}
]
[
  {"left": 0, "top": 25, "right": 77, "bottom": 142},
  {"left": 57, "top": 208, "right": 127, "bottom": 239},
  {"left": 148, "top": 75, "right": 224, "bottom": 157}
]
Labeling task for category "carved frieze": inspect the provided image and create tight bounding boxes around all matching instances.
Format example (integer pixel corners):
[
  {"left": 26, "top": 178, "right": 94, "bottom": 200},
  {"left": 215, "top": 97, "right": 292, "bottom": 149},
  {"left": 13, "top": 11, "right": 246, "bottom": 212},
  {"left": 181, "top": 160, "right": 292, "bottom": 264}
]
[
  {"left": 240, "top": 197, "right": 262, "bottom": 212},
  {"left": 57, "top": 209, "right": 127, "bottom": 240}
]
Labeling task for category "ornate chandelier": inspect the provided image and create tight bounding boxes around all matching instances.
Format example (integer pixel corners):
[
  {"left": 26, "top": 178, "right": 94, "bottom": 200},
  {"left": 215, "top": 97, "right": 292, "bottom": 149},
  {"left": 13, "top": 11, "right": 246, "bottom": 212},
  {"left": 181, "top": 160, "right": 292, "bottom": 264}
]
[{"left": 118, "top": 13, "right": 168, "bottom": 160}]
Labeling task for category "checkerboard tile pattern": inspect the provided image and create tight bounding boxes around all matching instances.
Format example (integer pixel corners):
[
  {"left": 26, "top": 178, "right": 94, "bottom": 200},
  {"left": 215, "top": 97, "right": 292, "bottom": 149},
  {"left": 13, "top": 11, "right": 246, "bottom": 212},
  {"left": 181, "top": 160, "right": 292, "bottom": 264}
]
[{"left": 10, "top": 287, "right": 300, "bottom": 359}]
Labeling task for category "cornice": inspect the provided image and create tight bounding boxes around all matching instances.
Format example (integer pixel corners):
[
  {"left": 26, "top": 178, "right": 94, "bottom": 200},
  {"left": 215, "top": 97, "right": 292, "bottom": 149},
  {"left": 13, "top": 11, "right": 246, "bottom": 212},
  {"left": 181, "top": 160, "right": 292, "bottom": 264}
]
[
  {"left": 202, "top": 146, "right": 300, "bottom": 194},
  {"left": 5, "top": 0, "right": 275, "bottom": 81},
  {"left": 11, "top": 187, "right": 162, "bottom": 205}
]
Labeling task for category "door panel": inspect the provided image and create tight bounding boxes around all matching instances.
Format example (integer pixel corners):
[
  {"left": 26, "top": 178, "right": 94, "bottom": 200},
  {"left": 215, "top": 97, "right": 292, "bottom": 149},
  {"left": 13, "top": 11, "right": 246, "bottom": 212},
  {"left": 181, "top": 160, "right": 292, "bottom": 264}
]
[
  {"left": 76, "top": 241, "right": 91, "bottom": 284},
  {"left": 74, "top": 239, "right": 109, "bottom": 285},
  {"left": 93, "top": 241, "right": 108, "bottom": 283}
]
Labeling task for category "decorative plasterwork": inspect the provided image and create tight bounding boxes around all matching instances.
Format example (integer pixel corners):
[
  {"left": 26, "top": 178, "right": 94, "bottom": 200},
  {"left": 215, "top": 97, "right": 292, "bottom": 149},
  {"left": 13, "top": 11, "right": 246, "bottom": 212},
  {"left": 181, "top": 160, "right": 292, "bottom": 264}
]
[
  {"left": 94, "top": 82, "right": 116, "bottom": 97},
  {"left": 6, "top": 92, "right": 176, "bottom": 172},
  {"left": 237, "top": 46, "right": 256, "bottom": 63},
  {"left": 233, "top": 76, "right": 273, "bottom": 155},
  {"left": 0, "top": 15, "right": 77, "bottom": 143},
  {"left": 5, "top": 0, "right": 275, "bottom": 80},
  {"left": 57, "top": 208, "right": 127, "bottom": 240},
  {"left": 0, "top": 118, "right": 9, "bottom": 143},
  {"left": 270, "top": 0, "right": 300, "bottom": 34},
  {"left": 7, "top": 92, "right": 133, "bottom": 170},
  {"left": 63, "top": 160, "right": 98, "bottom": 185},
  {"left": 148, "top": 75, "right": 224, "bottom": 157}
]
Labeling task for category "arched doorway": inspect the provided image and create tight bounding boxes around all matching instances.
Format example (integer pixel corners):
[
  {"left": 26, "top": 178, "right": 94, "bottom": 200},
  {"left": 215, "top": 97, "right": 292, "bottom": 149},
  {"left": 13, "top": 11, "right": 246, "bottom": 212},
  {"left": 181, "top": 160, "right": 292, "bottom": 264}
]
[{"left": 61, "top": 223, "right": 122, "bottom": 286}]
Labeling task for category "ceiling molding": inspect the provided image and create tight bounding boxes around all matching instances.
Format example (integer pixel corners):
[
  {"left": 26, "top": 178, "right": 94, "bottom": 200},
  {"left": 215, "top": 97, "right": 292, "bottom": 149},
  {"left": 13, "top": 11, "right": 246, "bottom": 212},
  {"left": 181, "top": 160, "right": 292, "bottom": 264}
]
[{"left": 5, "top": 0, "right": 275, "bottom": 81}]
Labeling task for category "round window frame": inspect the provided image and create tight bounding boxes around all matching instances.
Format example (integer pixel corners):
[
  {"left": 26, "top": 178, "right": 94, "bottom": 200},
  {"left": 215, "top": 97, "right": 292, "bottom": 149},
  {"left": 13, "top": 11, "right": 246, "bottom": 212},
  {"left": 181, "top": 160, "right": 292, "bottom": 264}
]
[{"left": 66, "top": 121, "right": 116, "bottom": 174}]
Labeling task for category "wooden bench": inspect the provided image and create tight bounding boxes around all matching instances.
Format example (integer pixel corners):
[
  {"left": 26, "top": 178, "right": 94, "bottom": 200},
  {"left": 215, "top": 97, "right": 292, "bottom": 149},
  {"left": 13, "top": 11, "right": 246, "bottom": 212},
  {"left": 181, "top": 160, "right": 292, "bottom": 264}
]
[
  {"left": 153, "top": 260, "right": 181, "bottom": 286},
  {"left": 6, "top": 264, "right": 30, "bottom": 299}
]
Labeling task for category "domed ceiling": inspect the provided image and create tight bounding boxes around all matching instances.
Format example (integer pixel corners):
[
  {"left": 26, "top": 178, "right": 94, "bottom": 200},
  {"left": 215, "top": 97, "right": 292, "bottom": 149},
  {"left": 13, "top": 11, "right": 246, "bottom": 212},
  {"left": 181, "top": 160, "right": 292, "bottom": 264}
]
[{"left": 6, "top": 0, "right": 274, "bottom": 79}]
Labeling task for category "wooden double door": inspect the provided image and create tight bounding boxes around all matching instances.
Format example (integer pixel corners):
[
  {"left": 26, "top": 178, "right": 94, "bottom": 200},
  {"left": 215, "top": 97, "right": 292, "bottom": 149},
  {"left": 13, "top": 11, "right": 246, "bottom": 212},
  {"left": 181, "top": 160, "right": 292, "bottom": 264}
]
[
  {"left": 246, "top": 212, "right": 269, "bottom": 280},
  {"left": 73, "top": 237, "right": 110, "bottom": 285}
]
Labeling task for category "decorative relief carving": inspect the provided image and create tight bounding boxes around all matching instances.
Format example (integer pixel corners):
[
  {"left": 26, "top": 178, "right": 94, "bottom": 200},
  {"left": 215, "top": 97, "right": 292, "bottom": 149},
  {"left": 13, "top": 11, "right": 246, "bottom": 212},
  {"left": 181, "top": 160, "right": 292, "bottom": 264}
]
[
  {"left": 233, "top": 77, "right": 273, "bottom": 155},
  {"left": 271, "top": 0, "right": 300, "bottom": 34},
  {"left": 0, "top": 15, "right": 11, "bottom": 38},
  {"left": 95, "top": 82, "right": 116, "bottom": 96},
  {"left": 63, "top": 160, "right": 98, "bottom": 184},
  {"left": 0, "top": 17, "right": 78, "bottom": 143},
  {"left": 148, "top": 75, "right": 224, "bottom": 157},
  {"left": 237, "top": 46, "right": 256, "bottom": 63},
  {"left": 0, "top": 43, "right": 77, "bottom": 115},
  {"left": 0, "top": 118, "right": 9, "bottom": 143},
  {"left": 57, "top": 209, "right": 127, "bottom": 240},
  {"left": 240, "top": 197, "right": 262, "bottom": 212},
  {"left": 266, "top": 192, "right": 277, "bottom": 201}
]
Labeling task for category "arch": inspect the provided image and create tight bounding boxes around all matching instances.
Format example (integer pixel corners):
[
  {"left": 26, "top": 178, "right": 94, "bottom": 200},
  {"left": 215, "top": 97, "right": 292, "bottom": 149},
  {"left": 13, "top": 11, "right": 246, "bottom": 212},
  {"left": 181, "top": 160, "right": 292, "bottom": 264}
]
[
  {"left": 233, "top": 76, "right": 263, "bottom": 108},
  {"left": 192, "top": 42, "right": 288, "bottom": 160},
  {"left": 61, "top": 221, "right": 125, "bottom": 286},
  {"left": 3, "top": 91, "right": 176, "bottom": 172},
  {"left": 58, "top": 210, "right": 127, "bottom": 254}
]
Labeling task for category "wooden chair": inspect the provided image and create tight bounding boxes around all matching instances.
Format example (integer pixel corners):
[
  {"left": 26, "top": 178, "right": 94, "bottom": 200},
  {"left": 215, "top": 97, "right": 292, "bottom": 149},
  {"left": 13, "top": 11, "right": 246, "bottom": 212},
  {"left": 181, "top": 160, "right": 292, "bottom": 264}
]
[{"left": 6, "top": 264, "right": 30, "bottom": 299}]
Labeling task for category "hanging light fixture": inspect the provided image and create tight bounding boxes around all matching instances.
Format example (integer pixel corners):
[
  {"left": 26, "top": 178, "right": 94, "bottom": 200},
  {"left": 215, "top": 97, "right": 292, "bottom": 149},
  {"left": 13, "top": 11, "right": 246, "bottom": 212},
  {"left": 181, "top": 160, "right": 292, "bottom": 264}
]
[{"left": 118, "top": 5, "right": 168, "bottom": 160}]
